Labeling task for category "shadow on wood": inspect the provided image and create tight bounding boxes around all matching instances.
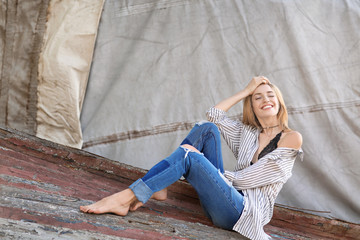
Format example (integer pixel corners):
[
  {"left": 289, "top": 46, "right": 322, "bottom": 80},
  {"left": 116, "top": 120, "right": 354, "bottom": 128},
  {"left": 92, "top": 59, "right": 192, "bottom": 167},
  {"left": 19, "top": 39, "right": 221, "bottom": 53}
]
[{"left": 1, "top": 127, "right": 359, "bottom": 239}]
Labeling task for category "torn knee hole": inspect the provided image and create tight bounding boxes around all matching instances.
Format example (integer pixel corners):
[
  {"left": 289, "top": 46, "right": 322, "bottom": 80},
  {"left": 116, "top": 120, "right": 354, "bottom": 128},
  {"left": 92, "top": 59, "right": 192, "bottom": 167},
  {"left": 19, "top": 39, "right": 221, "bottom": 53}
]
[{"left": 181, "top": 144, "right": 201, "bottom": 154}]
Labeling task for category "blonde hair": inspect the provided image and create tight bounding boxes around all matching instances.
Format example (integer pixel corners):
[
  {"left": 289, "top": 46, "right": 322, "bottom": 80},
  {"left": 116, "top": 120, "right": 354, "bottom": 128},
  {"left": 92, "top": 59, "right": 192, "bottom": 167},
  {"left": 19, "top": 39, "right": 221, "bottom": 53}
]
[{"left": 242, "top": 83, "right": 290, "bottom": 130}]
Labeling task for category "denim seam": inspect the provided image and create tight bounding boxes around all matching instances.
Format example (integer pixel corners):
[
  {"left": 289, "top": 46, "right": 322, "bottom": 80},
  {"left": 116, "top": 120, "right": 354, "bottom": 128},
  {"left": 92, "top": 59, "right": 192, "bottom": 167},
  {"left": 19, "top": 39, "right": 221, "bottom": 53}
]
[
  {"left": 194, "top": 155, "right": 243, "bottom": 215},
  {"left": 144, "top": 149, "right": 191, "bottom": 192},
  {"left": 145, "top": 160, "right": 175, "bottom": 189},
  {"left": 193, "top": 131, "right": 220, "bottom": 168},
  {"left": 145, "top": 148, "right": 202, "bottom": 189}
]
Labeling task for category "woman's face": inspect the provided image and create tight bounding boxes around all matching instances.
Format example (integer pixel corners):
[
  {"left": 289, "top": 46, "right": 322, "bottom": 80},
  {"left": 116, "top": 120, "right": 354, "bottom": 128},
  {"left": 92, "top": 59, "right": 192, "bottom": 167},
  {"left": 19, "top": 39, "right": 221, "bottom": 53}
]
[{"left": 251, "top": 84, "right": 280, "bottom": 119}]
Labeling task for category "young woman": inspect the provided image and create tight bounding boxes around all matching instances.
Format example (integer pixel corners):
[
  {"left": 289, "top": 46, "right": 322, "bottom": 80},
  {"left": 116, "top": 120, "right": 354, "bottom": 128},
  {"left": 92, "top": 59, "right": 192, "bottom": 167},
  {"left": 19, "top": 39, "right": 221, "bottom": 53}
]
[{"left": 80, "top": 76, "right": 303, "bottom": 240}]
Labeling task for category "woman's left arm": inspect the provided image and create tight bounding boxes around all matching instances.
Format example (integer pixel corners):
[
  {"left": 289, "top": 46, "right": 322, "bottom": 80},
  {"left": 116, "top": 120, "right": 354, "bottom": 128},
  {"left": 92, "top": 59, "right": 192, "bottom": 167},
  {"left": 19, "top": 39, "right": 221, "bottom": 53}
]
[
  {"left": 224, "top": 131, "right": 303, "bottom": 190},
  {"left": 224, "top": 148, "right": 301, "bottom": 190}
]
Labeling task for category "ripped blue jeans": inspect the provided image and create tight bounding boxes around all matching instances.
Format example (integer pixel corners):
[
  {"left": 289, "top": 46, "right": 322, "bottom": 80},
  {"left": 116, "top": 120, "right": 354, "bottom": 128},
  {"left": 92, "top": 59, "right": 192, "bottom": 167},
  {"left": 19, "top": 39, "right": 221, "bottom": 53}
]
[{"left": 129, "top": 122, "right": 244, "bottom": 230}]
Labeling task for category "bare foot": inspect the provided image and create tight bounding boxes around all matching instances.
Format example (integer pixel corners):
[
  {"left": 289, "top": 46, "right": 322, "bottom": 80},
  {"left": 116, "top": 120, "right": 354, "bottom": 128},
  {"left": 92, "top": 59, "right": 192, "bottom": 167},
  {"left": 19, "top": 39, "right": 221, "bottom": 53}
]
[
  {"left": 80, "top": 189, "right": 136, "bottom": 216},
  {"left": 130, "top": 188, "right": 168, "bottom": 212},
  {"left": 153, "top": 188, "right": 167, "bottom": 201}
]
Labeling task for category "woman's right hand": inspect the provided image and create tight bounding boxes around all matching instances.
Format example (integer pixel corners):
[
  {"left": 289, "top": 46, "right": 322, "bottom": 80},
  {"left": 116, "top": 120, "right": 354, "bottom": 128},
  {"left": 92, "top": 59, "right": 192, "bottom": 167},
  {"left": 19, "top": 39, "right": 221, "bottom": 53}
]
[
  {"left": 214, "top": 76, "right": 270, "bottom": 112},
  {"left": 245, "top": 76, "right": 270, "bottom": 96}
]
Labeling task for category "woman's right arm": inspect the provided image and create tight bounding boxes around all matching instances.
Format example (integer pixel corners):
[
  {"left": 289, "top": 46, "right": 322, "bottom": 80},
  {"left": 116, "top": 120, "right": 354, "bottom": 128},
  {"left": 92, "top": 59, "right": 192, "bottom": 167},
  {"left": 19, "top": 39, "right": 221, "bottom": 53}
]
[
  {"left": 206, "top": 76, "right": 270, "bottom": 159},
  {"left": 214, "top": 76, "right": 270, "bottom": 112}
]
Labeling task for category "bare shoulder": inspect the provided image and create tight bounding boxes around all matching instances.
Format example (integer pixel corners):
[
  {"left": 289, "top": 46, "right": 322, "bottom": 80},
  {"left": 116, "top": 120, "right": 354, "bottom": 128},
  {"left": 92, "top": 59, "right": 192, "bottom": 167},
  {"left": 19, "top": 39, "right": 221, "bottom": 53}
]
[{"left": 278, "top": 130, "right": 303, "bottom": 150}]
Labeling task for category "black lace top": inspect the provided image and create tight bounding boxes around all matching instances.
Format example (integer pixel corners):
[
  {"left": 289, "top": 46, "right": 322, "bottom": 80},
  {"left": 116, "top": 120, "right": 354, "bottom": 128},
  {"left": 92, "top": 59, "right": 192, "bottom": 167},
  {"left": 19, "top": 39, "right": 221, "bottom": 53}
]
[
  {"left": 251, "top": 131, "right": 282, "bottom": 165},
  {"left": 258, "top": 131, "right": 282, "bottom": 159}
]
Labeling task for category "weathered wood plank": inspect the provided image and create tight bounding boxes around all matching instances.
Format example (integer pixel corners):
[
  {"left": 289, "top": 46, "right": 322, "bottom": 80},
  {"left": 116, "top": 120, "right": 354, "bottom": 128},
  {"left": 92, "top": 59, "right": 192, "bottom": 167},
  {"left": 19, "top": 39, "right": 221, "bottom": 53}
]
[
  {"left": 0, "top": 218, "right": 134, "bottom": 240},
  {"left": 0, "top": 185, "right": 246, "bottom": 240},
  {"left": 1, "top": 126, "right": 359, "bottom": 239}
]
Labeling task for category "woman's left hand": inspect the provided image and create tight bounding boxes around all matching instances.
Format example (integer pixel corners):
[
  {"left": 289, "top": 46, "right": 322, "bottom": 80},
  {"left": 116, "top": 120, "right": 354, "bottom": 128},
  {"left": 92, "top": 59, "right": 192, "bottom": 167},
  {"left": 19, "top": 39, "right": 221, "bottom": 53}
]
[{"left": 245, "top": 76, "right": 270, "bottom": 95}]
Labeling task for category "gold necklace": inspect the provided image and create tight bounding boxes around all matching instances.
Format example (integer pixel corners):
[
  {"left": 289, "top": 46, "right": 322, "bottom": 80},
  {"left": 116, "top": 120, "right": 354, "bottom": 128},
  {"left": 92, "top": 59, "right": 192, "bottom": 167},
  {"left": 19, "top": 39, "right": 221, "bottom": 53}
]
[
  {"left": 261, "top": 125, "right": 280, "bottom": 137},
  {"left": 262, "top": 124, "right": 279, "bottom": 130}
]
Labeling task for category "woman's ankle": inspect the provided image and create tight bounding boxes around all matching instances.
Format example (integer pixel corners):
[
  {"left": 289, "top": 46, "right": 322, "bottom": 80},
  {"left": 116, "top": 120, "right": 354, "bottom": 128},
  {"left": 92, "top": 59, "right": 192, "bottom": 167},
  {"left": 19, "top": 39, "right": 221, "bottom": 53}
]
[{"left": 152, "top": 188, "right": 167, "bottom": 201}]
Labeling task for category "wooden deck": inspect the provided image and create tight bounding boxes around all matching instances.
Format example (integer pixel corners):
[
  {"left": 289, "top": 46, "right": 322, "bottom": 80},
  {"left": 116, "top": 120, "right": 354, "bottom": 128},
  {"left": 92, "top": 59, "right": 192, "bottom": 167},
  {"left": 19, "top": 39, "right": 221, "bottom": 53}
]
[{"left": 1, "top": 127, "right": 359, "bottom": 239}]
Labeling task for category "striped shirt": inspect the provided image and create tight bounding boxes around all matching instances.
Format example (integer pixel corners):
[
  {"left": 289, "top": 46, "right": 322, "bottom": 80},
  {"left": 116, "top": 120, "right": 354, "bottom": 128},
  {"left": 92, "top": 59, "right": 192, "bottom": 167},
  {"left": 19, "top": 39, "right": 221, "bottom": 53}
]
[{"left": 206, "top": 107, "right": 303, "bottom": 240}]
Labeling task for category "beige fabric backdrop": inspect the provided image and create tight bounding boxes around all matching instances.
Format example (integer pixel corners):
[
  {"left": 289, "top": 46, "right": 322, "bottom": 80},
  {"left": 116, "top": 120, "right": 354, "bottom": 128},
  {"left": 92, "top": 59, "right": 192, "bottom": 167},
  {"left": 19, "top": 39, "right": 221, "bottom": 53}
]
[
  {"left": 37, "top": 0, "right": 104, "bottom": 148},
  {"left": 81, "top": 0, "right": 360, "bottom": 223},
  {"left": 0, "top": 0, "right": 104, "bottom": 148}
]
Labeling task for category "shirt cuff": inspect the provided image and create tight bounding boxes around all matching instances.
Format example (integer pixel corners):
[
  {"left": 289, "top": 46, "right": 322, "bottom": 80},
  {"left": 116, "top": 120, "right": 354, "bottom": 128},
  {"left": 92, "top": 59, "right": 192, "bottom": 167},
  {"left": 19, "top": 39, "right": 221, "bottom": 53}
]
[
  {"left": 224, "top": 170, "right": 237, "bottom": 182},
  {"left": 206, "top": 107, "right": 226, "bottom": 122}
]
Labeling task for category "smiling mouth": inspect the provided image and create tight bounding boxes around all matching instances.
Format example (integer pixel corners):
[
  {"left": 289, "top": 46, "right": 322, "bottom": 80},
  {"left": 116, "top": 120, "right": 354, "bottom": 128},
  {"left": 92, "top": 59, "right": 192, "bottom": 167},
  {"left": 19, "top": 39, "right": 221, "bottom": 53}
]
[{"left": 262, "top": 105, "right": 273, "bottom": 110}]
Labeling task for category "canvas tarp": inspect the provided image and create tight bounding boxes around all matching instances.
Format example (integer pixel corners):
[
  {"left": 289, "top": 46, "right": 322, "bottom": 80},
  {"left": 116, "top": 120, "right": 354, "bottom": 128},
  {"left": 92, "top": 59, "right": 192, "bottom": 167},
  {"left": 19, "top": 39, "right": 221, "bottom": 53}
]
[
  {"left": 36, "top": 0, "right": 104, "bottom": 148},
  {"left": 0, "top": 0, "right": 49, "bottom": 134},
  {"left": 0, "top": 0, "right": 359, "bottom": 225},
  {"left": 0, "top": 0, "right": 104, "bottom": 148},
  {"left": 80, "top": 0, "right": 360, "bottom": 224}
]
